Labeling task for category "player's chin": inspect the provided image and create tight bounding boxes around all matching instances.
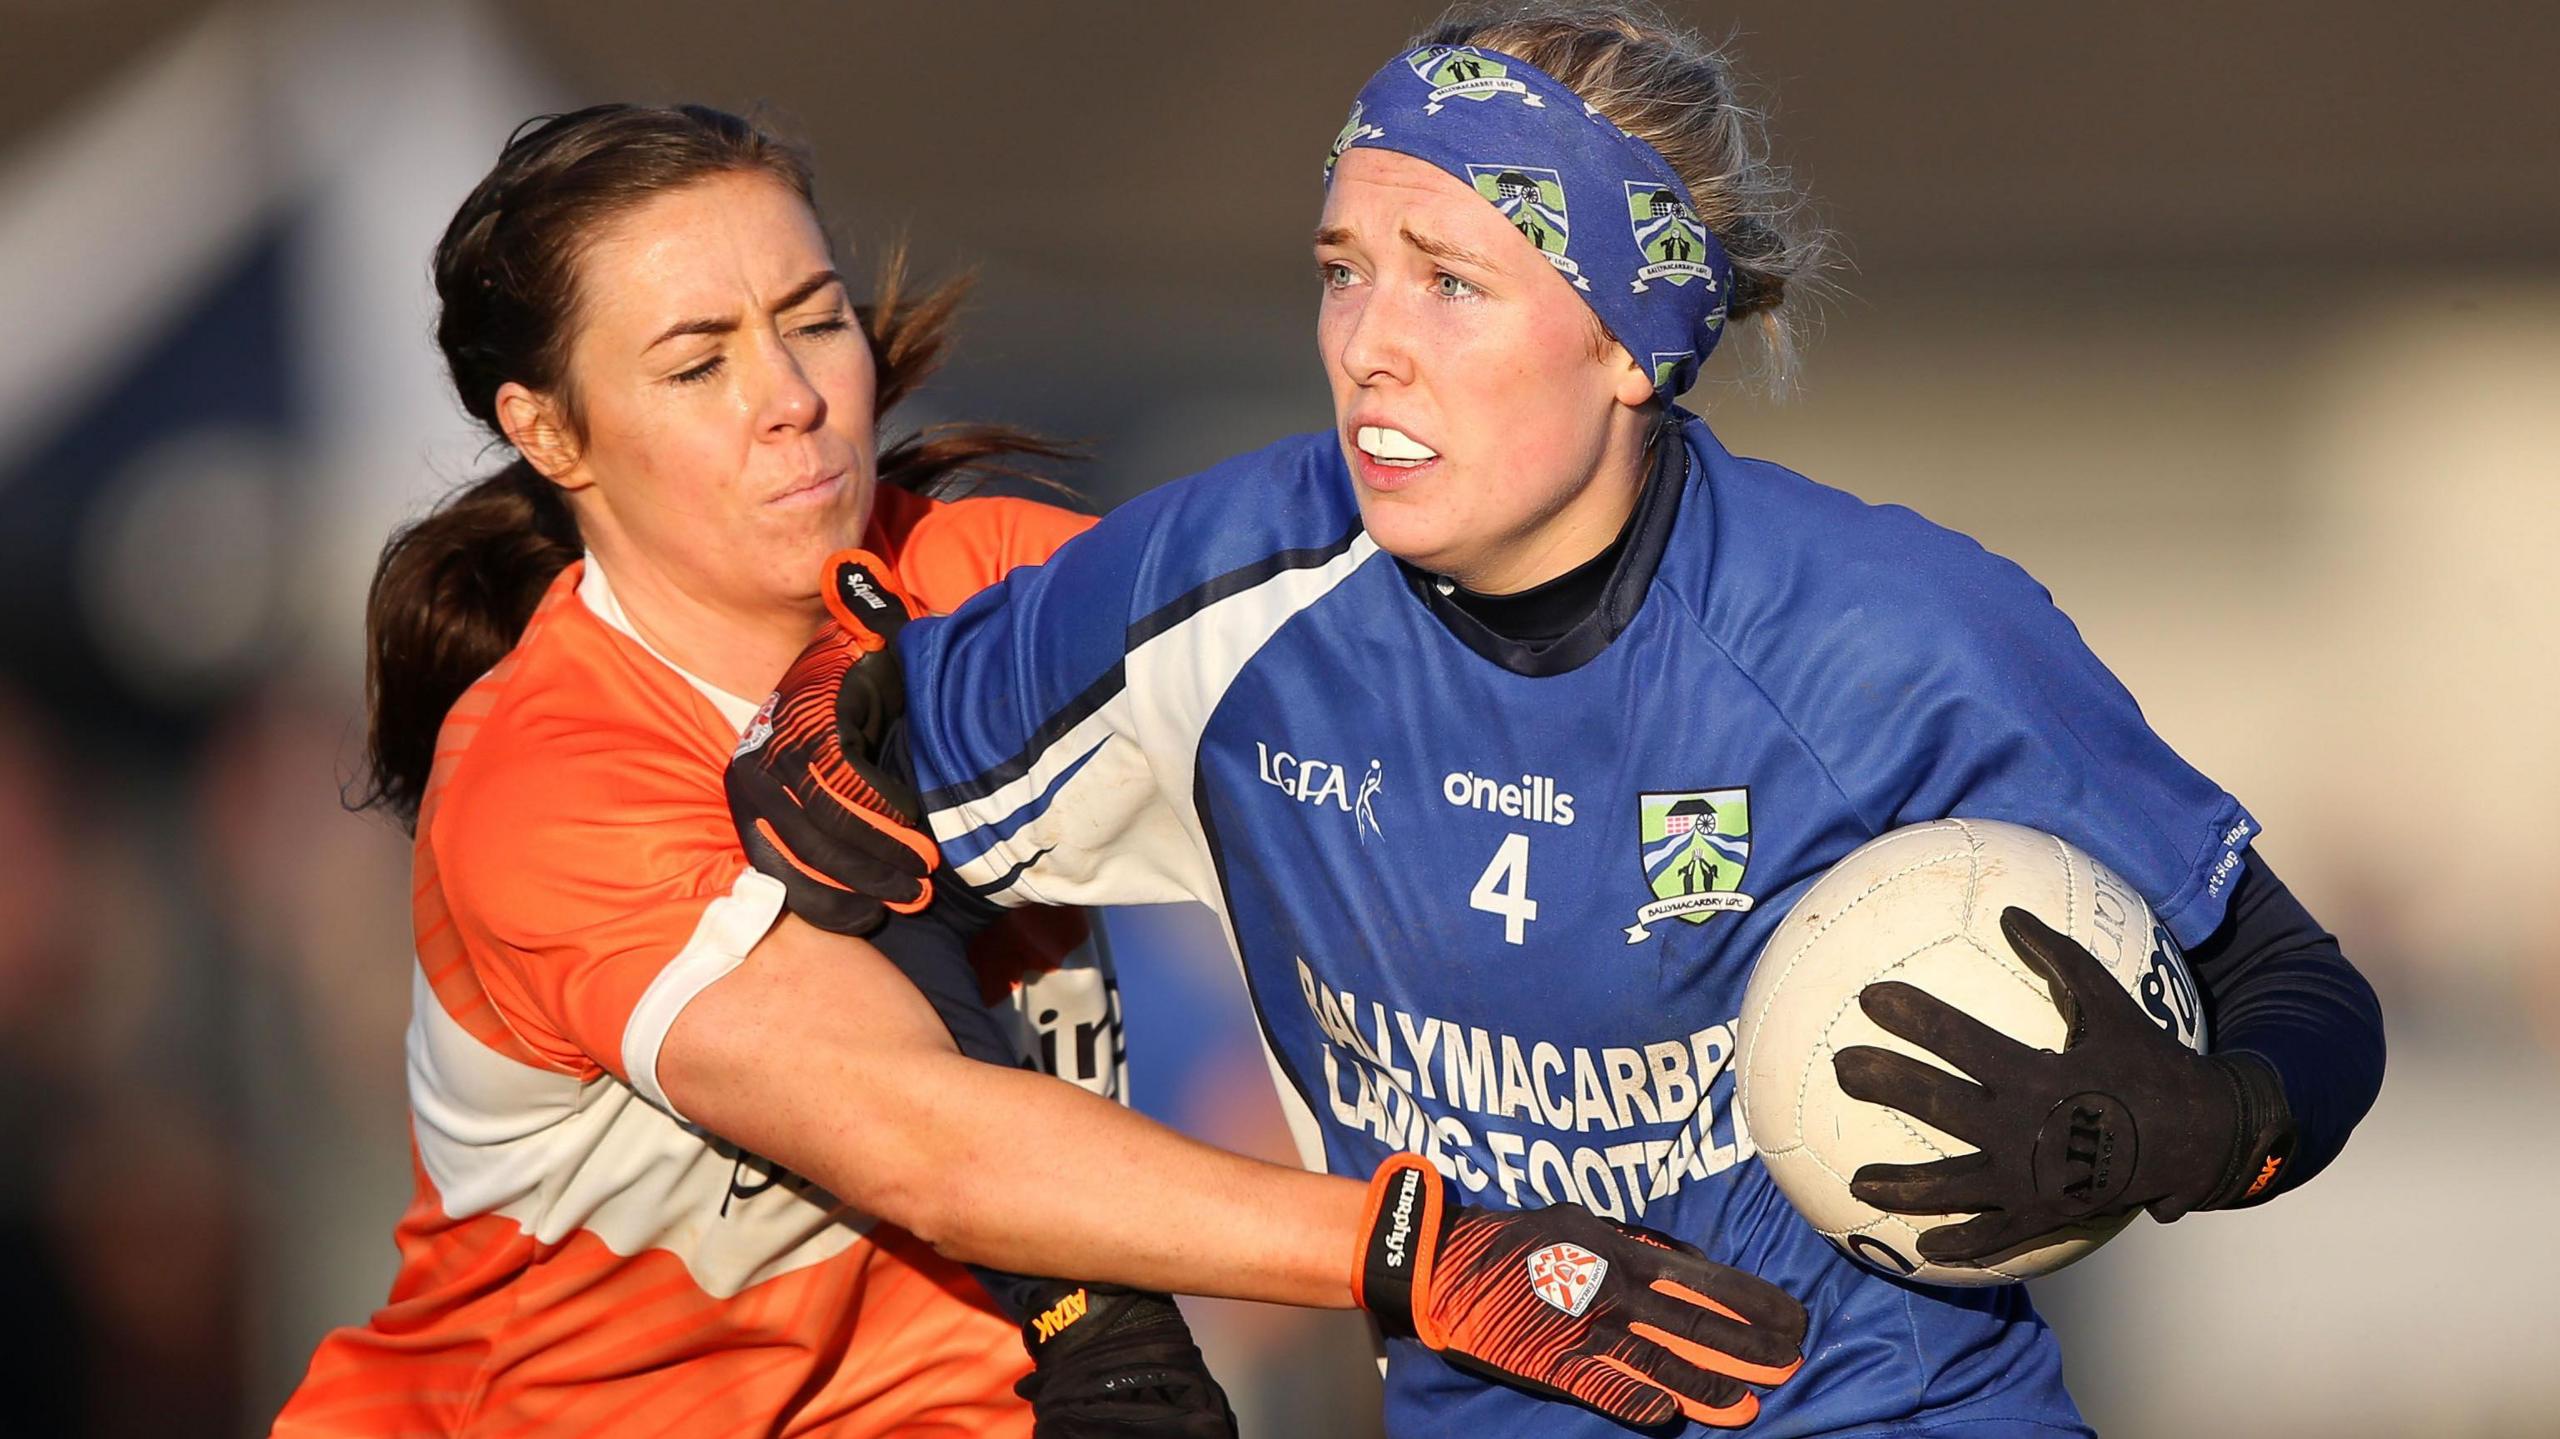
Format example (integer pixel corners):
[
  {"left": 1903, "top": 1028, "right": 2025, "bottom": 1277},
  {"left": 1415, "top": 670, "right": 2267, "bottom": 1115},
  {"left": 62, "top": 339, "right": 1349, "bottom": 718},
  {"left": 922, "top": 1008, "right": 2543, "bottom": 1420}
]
[
  {"left": 757, "top": 517, "right": 863, "bottom": 600},
  {"left": 1351, "top": 486, "right": 1463, "bottom": 571}
]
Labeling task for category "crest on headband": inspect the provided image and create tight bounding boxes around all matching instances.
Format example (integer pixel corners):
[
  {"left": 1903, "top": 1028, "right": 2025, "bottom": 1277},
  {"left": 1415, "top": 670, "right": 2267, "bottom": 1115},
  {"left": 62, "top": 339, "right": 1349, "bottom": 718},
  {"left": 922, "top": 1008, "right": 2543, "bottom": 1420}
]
[
  {"left": 1326, "top": 101, "right": 1386, "bottom": 182},
  {"left": 1337, "top": 44, "right": 1734, "bottom": 393},
  {"left": 1406, "top": 46, "right": 1542, "bottom": 114},
  {"left": 1465, "top": 164, "right": 1590, "bottom": 290},
  {"left": 1626, "top": 182, "right": 1717, "bottom": 294}
]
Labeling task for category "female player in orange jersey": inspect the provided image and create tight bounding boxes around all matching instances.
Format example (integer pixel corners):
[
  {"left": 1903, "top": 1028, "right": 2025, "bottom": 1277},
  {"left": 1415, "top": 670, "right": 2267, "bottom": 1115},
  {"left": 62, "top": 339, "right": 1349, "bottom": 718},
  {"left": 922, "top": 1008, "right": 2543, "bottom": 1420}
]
[{"left": 272, "top": 105, "right": 1804, "bottom": 1438}]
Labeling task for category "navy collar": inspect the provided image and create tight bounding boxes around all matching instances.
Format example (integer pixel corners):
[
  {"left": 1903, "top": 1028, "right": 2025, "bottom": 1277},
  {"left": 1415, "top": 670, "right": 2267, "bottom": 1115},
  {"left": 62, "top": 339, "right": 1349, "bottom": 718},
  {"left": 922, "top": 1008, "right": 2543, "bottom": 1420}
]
[{"left": 1400, "top": 418, "right": 1689, "bottom": 677}]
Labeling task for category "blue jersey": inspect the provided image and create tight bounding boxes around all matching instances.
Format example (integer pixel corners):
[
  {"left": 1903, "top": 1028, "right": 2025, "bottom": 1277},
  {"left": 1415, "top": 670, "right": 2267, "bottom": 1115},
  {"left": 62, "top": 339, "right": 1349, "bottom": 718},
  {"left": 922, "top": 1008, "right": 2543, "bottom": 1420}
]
[{"left": 900, "top": 416, "right": 2257, "bottom": 1438}]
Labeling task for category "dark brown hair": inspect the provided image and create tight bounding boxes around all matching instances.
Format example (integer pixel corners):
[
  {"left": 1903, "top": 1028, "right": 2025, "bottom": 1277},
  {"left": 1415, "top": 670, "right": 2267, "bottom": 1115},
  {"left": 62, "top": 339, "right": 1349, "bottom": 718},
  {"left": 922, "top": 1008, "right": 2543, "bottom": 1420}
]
[
  {"left": 1422, "top": 3, "right": 1835, "bottom": 390},
  {"left": 355, "top": 103, "right": 1060, "bottom": 831}
]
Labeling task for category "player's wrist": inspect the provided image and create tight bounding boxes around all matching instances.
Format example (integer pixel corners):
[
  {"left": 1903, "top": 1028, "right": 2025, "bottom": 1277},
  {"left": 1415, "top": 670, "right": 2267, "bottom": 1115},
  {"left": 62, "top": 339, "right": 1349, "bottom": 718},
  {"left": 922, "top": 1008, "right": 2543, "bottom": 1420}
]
[
  {"left": 1351, "top": 1153, "right": 1448, "bottom": 1343},
  {"left": 2155, "top": 1051, "right": 2297, "bottom": 1218}
]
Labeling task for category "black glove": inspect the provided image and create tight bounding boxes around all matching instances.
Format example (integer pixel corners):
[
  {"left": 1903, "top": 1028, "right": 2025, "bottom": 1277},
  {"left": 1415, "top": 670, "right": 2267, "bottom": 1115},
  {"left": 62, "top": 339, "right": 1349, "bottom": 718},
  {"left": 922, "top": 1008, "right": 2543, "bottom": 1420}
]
[
  {"left": 1356, "top": 1154, "right": 1805, "bottom": 1430},
  {"left": 727, "top": 549, "right": 939, "bottom": 936},
  {"left": 1833, "top": 906, "right": 2296, "bottom": 1267},
  {"left": 1012, "top": 1281, "right": 1236, "bottom": 1438}
]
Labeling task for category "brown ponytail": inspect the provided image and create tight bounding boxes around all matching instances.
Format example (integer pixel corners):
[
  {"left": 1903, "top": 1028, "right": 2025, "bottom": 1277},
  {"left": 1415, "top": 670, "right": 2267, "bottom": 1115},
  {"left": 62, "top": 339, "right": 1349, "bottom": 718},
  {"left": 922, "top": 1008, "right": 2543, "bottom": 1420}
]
[
  {"left": 863, "top": 245, "right": 1076, "bottom": 500},
  {"left": 354, "top": 103, "right": 1065, "bottom": 831},
  {"left": 354, "top": 460, "right": 580, "bottom": 826}
]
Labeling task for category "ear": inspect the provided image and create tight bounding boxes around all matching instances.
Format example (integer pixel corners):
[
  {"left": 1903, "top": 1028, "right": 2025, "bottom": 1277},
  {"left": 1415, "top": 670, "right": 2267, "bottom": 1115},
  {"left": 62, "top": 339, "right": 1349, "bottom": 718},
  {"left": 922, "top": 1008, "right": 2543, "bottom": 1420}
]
[
  {"left": 495, "top": 381, "right": 585, "bottom": 487},
  {"left": 1609, "top": 345, "right": 1657, "bottom": 410}
]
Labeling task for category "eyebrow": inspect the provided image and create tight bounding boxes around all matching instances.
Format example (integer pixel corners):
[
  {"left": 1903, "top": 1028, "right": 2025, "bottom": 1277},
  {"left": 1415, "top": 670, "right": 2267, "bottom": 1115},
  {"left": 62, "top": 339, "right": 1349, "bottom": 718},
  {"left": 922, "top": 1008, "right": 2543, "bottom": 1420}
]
[
  {"left": 644, "top": 269, "right": 845, "bottom": 352},
  {"left": 1400, "top": 226, "right": 1501, "bottom": 271},
  {"left": 1311, "top": 223, "right": 1502, "bottom": 273}
]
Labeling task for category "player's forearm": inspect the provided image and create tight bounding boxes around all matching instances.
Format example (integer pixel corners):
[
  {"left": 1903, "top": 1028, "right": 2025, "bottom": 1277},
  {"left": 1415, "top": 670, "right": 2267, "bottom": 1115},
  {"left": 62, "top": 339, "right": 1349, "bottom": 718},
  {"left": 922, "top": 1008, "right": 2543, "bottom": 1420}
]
[
  {"left": 835, "top": 1050, "right": 1364, "bottom": 1306},
  {"left": 662, "top": 914, "right": 1363, "bottom": 1308}
]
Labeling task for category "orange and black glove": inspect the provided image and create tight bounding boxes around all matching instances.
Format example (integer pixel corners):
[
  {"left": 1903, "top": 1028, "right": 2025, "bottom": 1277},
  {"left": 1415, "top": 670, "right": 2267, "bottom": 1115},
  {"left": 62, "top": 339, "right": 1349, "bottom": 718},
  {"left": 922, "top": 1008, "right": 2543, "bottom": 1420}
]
[
  {"left": 1354, "top": 1154, "right": 1807, "bottom": 1430},
  {"left": 726, "top": 550, "right": 940, "bottom": 936}
]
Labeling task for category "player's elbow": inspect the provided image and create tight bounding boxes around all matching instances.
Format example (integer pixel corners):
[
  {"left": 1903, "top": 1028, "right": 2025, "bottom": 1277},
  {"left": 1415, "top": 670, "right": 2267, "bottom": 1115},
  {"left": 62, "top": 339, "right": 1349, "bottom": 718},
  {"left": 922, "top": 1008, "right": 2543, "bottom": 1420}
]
[
  {"left": 875, "top": 1189, "right": 985, "bottom": 1262},
  {"left": 782, "top": 1070, "right": 992, "bottom": 1258},
  {"left": 838, "top": 1160, "right": 963, "bottom": 1249}
]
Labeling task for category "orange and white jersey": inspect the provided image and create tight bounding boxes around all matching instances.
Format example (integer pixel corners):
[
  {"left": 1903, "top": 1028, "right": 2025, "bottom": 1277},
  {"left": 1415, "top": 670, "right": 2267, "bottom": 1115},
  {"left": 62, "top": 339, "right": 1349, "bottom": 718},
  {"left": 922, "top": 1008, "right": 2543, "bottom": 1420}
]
[{"left": 276, "top": 491, "right": 1096, "bottom": 1438}]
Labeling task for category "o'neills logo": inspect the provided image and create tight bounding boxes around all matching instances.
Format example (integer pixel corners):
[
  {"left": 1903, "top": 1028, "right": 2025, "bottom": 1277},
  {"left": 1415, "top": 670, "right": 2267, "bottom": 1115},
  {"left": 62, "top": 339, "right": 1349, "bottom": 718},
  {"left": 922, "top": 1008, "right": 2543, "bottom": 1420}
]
[
  {"left": 1443, "top": 769, "right": 1577, "bottom": 826},
  {"left": 1382, "top": 1169, "right": 1423, "bottom": 1269}
]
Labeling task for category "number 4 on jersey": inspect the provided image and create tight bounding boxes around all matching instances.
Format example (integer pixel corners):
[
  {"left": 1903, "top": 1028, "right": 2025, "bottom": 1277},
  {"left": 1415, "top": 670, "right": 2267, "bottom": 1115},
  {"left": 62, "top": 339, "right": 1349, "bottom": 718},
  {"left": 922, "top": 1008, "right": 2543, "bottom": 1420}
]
[{"left": 1470, "top": 833, "right": 1539, "bottom": 944}]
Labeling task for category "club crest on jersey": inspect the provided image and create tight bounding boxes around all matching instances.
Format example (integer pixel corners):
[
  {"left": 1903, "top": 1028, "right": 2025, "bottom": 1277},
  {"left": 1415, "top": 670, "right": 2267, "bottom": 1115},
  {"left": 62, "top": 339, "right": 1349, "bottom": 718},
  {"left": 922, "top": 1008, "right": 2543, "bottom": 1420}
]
[
  {"left": 1406, "top": 45, "right": 1542, "bottom": 113},
  {"left": 1625, "top": 181, "right": 1717, "bottom": 293},
  {"left": 1525, "top": 1241, "right": 1607, "bottom": 1317},
  {"left": 1466, "top": 165, "right": 1590, "bottom": 289},
  {"left": 1627, "top": 788, "right": 1755, "bottom": 943}
]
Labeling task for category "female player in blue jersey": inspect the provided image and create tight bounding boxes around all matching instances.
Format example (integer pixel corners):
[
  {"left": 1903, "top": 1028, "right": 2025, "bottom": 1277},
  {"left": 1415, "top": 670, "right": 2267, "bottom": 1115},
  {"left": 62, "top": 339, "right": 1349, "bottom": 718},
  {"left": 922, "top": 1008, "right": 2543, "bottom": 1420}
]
[{"left": 730, "top": 6, "right": 2386, "bottom": 1434}]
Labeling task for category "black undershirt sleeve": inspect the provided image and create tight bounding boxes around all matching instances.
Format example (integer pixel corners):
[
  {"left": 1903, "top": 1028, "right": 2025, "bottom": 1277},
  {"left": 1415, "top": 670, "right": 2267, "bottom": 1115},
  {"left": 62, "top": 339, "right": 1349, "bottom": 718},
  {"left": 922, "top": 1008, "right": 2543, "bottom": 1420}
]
[
  {"left": 865, "top": 898, "right": 1063, "bottom": 1322},
  {"left": 2182, "top": 850, "right": 2385, "bottom": 1205},
  {"left": 862, "top": 719, "right": 1055, "bottom": 1317}
]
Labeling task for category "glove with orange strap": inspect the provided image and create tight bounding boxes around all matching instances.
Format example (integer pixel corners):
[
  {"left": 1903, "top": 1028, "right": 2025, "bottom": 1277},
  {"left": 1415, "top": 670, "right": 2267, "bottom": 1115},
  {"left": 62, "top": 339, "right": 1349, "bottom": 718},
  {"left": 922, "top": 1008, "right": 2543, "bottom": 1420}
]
[
  {"left": 1355, "top": 1154, "right": 1808, "bottom": 1430},
  {"left": 727, "top": 550, "right": 941, "bottom": 937}
]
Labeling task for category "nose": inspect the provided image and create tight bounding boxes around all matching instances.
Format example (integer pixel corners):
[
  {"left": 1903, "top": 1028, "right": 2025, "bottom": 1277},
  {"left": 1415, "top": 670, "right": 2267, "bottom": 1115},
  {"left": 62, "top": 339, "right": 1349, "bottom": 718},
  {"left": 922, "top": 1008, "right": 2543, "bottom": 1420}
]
[
  {"left": 757, "top": 340, "right": 827, "bottom": 435},
  {"left": 1335, "top": 285, "right": 1414, "bottom": 389}
]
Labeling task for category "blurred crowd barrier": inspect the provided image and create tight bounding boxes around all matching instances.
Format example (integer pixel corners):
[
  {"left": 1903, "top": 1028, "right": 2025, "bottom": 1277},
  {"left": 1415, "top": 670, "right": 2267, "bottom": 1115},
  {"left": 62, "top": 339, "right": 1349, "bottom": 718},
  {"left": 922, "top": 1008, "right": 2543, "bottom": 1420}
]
[{"left": 3, "top": 2, "right": 2553, "bottom": 1435}]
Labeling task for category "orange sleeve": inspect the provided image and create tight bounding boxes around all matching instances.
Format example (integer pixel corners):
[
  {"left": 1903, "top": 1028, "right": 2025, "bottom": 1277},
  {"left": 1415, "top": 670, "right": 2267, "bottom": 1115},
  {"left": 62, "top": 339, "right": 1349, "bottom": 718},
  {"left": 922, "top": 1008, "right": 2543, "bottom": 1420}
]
[
  {"left": 886, "top": 494, "right": 1099, "bottom": 617},
  {"left": 426, "top": 731, "right": 783, "bottom": 1110}
]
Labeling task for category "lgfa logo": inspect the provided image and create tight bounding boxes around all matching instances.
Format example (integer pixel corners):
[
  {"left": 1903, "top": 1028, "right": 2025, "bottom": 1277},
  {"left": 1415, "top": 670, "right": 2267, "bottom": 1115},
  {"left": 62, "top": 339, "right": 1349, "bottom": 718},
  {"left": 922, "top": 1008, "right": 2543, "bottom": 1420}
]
[{"left": 1258, "top": 743, "right": 1383, "bottom": 838}]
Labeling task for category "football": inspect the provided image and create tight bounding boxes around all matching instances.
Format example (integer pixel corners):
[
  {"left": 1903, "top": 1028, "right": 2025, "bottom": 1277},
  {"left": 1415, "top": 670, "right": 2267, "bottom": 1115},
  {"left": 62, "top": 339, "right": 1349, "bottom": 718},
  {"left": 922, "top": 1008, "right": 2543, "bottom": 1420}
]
[{"left": 1735, "top": 818, "right": 2209, "bottom": 1286}]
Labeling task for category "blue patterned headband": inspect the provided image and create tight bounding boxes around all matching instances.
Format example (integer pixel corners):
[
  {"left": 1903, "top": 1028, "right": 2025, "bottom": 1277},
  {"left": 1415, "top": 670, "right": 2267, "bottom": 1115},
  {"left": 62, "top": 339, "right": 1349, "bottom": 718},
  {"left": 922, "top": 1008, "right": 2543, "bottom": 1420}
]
[{"left": 1326, "top": 43, "right": 1732, "bottom": 396}]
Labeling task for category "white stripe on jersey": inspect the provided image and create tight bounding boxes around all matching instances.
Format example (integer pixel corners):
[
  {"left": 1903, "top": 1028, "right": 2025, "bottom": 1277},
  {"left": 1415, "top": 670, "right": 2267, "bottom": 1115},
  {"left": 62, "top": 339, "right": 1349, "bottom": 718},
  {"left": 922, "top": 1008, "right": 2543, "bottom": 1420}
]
[
  {"left": 925, "top": 532, "right": 1382, "bottom": 1173},
  {"left": 407, "top": 889, "right": 877, "bottom": 1297},
  {"left": 620, "top": 867, "right": 787, "bottom": 1119},
  {"left": 935, "top": 534, "right": 1380, "bottom": 907}
]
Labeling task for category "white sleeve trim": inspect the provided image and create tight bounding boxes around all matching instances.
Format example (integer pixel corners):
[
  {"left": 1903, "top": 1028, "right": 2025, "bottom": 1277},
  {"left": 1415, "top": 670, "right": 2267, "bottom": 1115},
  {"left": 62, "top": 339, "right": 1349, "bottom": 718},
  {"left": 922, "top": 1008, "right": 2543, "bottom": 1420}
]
[
  {"left": 934, "top": 533, "right": 1381, "bottom": 911},
  {"left": 620, "top": 867, "right": 788, "bottom": 1121}
]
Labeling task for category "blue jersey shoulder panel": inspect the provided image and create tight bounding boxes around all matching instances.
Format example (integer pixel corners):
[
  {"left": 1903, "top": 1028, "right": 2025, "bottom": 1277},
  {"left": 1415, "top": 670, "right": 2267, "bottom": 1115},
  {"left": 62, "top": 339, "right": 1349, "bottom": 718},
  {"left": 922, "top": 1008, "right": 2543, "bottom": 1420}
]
[
  {"left": 904, "top": 431, "right": 1360, "bottom": 810},
  {"left": 1065, "top": 429, "right": 1363, "bottom": 618},
  {"left": 1667, "top": 419, "right": 2257, "bottom": 947}
]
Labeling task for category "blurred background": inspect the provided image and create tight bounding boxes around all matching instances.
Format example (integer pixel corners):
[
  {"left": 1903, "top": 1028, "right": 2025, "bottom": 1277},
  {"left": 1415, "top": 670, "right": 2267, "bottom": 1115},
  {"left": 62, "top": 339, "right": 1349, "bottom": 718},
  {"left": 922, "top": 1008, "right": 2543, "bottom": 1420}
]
[{"left": 2, "top": 0, "right": 2553, "bottom": 1433}]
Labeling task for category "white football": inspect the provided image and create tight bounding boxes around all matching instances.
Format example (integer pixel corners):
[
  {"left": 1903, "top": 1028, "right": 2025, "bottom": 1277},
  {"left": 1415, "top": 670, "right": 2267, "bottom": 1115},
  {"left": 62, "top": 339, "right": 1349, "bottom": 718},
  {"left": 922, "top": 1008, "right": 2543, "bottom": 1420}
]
[{"left": 1735, "top": 818, "right": 2207, "bottom": 1286}]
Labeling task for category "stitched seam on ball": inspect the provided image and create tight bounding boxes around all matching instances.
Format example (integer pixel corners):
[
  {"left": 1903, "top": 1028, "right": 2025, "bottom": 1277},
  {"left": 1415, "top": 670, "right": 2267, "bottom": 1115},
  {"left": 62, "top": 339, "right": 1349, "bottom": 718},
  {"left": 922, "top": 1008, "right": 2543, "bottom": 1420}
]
[
  {"left": 1969, "top": 929, "right": 2051, "bottom": 1006},
  {"left": 1951, "top": 817, "right": 1984, "bottom": 934},
  {"left": 1755, "top": 842, "right": 1971, "bottom": 1156},
  {"left": 1873, "top": 1102, "right": 1954, "bottom": 1162},
  {"left": 1812, "top": 932, "right": 1959, "bottom": 1057},
  {"left": 1744, "top": 843, "right": 1974, "bottom": 1047},
  {"left": 1793, "top": 930, "right": 1956, "bottom": 1184},
  {"left": 2056, "top": 830, "right": 2078, "bottom": 951},
  {"left": 1954, "top": 817, "right": 2058, "bottom": 1001}
]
